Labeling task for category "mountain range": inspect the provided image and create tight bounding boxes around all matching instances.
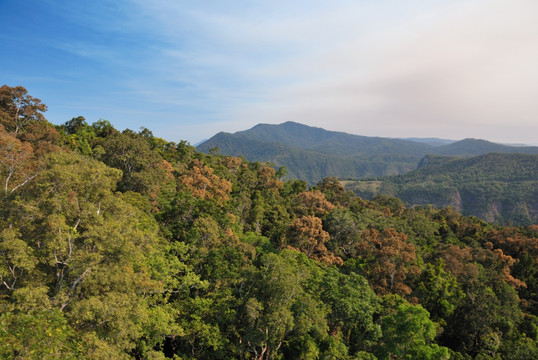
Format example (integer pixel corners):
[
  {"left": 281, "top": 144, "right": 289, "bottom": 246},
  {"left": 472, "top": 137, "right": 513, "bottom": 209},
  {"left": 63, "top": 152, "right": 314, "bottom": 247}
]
[{"left": 197, "top": 121, "right": 538, "bottom": 184}]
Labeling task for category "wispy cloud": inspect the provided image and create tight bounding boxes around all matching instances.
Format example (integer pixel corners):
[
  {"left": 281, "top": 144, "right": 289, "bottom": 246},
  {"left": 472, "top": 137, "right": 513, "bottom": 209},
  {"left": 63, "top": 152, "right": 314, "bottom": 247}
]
[{"left": 111, "top": 0, "right": 537, "bottom": 143}]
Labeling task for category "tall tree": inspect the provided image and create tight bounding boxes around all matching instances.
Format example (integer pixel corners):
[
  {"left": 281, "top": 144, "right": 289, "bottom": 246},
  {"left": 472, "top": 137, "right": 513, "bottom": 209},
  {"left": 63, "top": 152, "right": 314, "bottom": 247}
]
[{"left": 0, "top": 85, "right": 47, "bottom": 136}]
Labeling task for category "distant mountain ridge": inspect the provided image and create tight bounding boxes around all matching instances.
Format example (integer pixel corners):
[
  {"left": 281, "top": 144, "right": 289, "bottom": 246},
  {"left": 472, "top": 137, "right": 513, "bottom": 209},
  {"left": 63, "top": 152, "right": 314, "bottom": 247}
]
[
  {"left": 197, "top": 121, "right": 538, "bottom": 184},
  {"left": 432, "top": 138, "right": 538, "bottom": 156},
  {"left": 397, "top": 137, "right": 456, "bottom": 146}
]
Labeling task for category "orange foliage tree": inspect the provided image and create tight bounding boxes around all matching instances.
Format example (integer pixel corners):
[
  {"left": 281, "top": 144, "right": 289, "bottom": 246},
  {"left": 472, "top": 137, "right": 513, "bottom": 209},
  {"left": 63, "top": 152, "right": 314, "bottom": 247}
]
[
  {"left": 0, "top": 126, "right": 36, "bottom": 194},
  {"left": 179, "top": 159, "right": 232, "bottom": 202},
  {"left": 440, "top": 245, "right": 479, "bottom": 283},
  {"left": 286, "top": 215, "right": 343, "bottom": 266},
  {"left": 355, "top": 228, "right": 420, "bottom": 296},
  {"left": 256, "top": 164, "right": 283, "bottom": 192},
  {"left": 295, "top": 190, "right": 335, "bottom": 216},
  {"left": 0, "top": 86, "right": 59, "bottom": 195},
  {"left": 0, "top": 85, "right": 47, "bottom": 136}
]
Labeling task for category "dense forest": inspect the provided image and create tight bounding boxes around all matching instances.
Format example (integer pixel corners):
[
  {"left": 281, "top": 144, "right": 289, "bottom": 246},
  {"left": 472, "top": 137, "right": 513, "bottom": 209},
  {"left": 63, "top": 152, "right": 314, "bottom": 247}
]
[
  {"left": 1, "top": 85, "right": 537, "bottom": 359},
  {"left": 344, "top": 153, "right": 538, "bottom": 226}
]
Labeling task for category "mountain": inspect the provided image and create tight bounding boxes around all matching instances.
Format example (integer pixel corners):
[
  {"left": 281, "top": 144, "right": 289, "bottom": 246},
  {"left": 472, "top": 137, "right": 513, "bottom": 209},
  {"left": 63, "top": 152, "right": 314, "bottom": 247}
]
[
  {"left": 198, "top": 131, "right": 419, "bottom": 182},
  {"left": 217, "top": 121, "right": 434, "bottom": 156},
  {"left": 197, "top": 121, "right": 538, "bottom": 184},
  {"left": 433, "top": 138, "right": 538, "bottom": 156},
  {"left": 398, "top": 137, "right": 456, "bottom": 146},
  {"left": 344, "top": 153, "right": 538, "bottom": 225}
]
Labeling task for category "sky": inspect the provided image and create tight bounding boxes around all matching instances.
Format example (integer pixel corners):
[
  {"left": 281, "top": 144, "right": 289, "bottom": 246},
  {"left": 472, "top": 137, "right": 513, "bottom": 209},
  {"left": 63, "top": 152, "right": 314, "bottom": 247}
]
[{"left": 1, "top": 0, "right": 537, "bottom": 145}]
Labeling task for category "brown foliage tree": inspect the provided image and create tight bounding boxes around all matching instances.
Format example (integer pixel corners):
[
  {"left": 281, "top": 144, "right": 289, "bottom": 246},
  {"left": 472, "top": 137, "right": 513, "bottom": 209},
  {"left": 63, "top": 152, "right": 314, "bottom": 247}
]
[
  {"left": 256, "top": 164, "right": 283, "bottom": 192},
  {"left": 0, "top": 85, "right": 47, "bottom": 136},
  {"left": 287, "top": 215, "right": 343, "bottom": 265},
  {"left": 179, "top": 159, "right": 232, "bottom": 202},
  {"left": 487, "top": 227, "right": 538, "bottom": 260},
  {"left": 491, "top": 248, "right": 526, "bottom": 288},
  {"left": 440, "top": 245, "right": 479, "bottom": 283},
  {"left": 356, "top": 228, "right": 420, "bottom": 296},
  {"left": 0, "top": 126, "right": 36, "bottom": 194},
  {"left": 295, "top": 190, "right": 335, "bottom": 216},
  {"left": 0, "top": 86, "right": 59, "bottom": 195}
]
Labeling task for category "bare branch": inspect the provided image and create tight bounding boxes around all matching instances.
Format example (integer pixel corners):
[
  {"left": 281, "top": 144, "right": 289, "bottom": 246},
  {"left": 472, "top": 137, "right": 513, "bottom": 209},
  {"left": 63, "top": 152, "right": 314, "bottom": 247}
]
[
  {"left": 59, "top": 268, "right": 91, "bottom": 311},
  {"left": 9, "top": 173, "right": 38, "bottom": 194}
]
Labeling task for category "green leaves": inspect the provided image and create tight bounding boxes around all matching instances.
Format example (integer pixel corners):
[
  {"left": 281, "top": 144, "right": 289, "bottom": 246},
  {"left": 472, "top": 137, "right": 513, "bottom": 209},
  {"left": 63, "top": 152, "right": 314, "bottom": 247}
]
[
  {"left": 379, "top": 303, "right": 449, "bottom": 360},
  {"left": 320, "top": 268, "right": 380, "bottom": 351},
  {"left": 0, "top": 309, "right": 79, "bottom": 359},
  {"left": 0, "top": 228, "right": 37, "bottom": 291},
  {"left": 413, "top": 260, "right": 464, "bottom": 323}
]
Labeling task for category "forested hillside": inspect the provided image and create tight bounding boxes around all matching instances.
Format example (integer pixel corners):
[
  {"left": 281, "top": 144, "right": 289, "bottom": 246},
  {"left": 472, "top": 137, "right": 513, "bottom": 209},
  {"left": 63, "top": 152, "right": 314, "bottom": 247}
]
[
  {"left": 198, "top": 131, "right": 417, "bottom": 184},
  {"left": 345, "top": 153, "right": 538, "bottom": 226},
  {"left": 197, "top": 122, "right": 538, "bottom": 184},
  {"left": 1, "top": 85, "right": 538, "bottom": 359}
]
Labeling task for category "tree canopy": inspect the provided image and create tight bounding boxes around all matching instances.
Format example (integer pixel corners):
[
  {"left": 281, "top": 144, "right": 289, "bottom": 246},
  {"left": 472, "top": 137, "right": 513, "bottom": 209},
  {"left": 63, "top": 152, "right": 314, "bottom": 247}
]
[{"left": 1, "top": 85, "right": 537, "bottom": 359}]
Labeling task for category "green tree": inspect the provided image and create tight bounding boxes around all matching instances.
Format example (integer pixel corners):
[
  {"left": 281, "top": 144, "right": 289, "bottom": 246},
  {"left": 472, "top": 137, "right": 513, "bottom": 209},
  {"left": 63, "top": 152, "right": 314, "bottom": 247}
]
[
  {"left": 1, "top": 152, "right": 190, "bottom": 358},
  {"left": 320, "top": 268, "right": 380, "bottom": 352},
  {"left": 0, "top": 308, "right": 79, "bottom": 359},
  {"left": 413, "top": 260, "right": 465, "bottom": 324},
  {"left": 378, "top": 303, "right": 449, "bottom": 360},
  {"left": 238, "top": 251, "right": 328, "bottom": 360}
]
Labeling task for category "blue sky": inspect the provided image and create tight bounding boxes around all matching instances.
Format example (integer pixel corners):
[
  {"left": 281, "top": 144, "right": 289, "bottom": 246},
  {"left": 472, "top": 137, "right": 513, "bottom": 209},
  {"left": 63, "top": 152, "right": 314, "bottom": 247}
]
[{"left": 1, "top": 0, "right": 537, "bottom": 145}]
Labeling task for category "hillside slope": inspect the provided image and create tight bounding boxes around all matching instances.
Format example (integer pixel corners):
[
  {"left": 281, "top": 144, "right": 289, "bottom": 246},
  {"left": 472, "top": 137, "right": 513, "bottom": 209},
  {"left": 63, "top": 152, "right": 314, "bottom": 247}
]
[
  {"left": 345, "top": 153, "right": 538, "bottom": 225},
  {"left": 198, "top": 131, "right": 419, "bottom": 181}
]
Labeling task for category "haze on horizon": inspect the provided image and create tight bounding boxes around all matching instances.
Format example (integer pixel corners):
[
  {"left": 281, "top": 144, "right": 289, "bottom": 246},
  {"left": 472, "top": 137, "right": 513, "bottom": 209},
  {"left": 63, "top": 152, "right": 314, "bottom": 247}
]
[{"left": 1, "top": 0, "right": 537, "bottom": 145}]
